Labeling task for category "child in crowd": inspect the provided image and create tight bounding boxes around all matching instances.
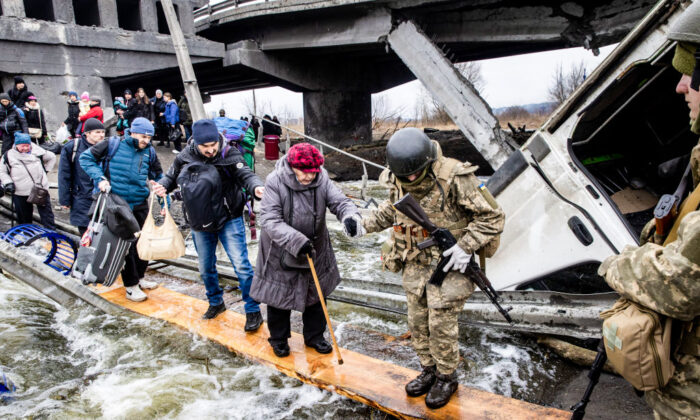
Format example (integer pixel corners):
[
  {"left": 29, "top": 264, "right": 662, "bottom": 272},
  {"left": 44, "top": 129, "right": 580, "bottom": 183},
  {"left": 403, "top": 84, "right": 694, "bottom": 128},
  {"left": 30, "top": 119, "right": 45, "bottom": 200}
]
[
  {"left": 78, "top": 92, "right": 90, "bottom": 116},
  {"left": 114, "top": 96, "right": 129, "bottom": 135},
  {"left": 63, "top": 91, "right": 80, "bottom": 138}
]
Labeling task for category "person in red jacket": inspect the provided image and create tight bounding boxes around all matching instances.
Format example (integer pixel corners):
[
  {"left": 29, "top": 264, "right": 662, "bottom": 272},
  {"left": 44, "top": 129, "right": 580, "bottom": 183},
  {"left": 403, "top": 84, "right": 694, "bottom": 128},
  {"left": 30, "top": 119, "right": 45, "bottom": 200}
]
[{"left": 79, "top": 97, "right": 103, "bottom": 134}]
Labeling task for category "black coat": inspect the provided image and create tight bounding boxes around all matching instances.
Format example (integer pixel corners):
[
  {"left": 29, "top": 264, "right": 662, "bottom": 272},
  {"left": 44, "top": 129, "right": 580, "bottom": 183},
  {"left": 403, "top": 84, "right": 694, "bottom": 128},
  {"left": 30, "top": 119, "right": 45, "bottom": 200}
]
[
  {"left": 152, "top": 97, "right": 166, "bottom": 124},
  {"left": 159, "top": 134, "right": 264, "bottom": 220},
  {"left": 0, "top": 103, "right": 28, "bottom": 136},
  {"left": 7, "top": 86, "right": 30, "bottom": 107},
  {"left": 64, "top": 101, "right": 80, "bottom": 126},
  {"left": 24, "top": 106, "right": 47, "bottom": 137},
  {"left": 58, "top": 136, "right": 95, "bottom": 227},
  {"left": 262, "top": 119, "right": 276, "bottom": 137},
  {"left": 125, "top": 100, "right": 154, "bottom": 122}
]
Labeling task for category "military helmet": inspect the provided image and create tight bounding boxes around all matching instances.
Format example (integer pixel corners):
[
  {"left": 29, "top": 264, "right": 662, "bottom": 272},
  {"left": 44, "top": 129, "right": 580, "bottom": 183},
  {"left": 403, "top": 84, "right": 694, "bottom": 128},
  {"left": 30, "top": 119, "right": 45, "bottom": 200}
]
[
  {"left": 386, "top": 128, "right": 436, "bottom": 177},
  {"left": 668, "top": 2, "right": 700, "bottom": 44}
]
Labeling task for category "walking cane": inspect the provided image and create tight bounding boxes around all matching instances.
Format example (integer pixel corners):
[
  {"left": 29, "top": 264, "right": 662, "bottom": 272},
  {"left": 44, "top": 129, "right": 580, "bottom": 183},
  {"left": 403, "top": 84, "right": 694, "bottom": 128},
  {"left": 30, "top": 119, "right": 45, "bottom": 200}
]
[{"left": 306, "top": 253, "right": 344, "bottom": 365}]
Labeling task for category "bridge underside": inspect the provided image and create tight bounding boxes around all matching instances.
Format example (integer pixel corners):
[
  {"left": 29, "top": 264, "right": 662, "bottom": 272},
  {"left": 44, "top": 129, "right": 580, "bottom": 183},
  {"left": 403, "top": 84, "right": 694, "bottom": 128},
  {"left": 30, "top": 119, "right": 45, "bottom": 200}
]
[{"left": 186, "top": 0, "right": 659, "bottom": 151}]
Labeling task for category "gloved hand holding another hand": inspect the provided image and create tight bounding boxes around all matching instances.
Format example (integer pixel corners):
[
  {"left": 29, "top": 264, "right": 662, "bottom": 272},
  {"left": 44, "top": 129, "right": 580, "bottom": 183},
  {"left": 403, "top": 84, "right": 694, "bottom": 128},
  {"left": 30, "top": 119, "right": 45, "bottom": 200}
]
[
  {"left": 342, "top": 214, "right": 366, "bottom": 238},
  {"left": 442, "top": 245, "right": 471, "bottom": 273}
]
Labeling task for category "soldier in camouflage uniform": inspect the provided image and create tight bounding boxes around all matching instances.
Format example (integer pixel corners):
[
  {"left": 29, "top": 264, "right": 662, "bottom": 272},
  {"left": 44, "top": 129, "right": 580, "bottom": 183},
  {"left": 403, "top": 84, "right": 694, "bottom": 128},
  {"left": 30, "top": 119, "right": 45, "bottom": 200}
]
[
  {"left": 598, "top": 4, "right": 700, "bottom": 419},
  {"left": 362, "top": 128, "right": 504, "bottom": 408}
]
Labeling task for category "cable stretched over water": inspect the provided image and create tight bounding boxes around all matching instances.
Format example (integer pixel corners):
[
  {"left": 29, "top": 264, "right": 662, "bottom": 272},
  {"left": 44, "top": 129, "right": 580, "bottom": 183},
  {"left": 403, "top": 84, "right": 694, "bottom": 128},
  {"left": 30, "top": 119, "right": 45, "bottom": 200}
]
[{"left": 253, "top": 115, "right": 386, "bottom": 171}]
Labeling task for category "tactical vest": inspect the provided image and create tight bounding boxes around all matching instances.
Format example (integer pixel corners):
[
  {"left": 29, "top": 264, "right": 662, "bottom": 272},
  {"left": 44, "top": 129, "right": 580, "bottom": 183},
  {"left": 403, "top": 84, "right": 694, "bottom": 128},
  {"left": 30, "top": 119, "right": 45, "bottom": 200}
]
[{"left": 380, "top": 156, "right": 499, "bottom": 272}]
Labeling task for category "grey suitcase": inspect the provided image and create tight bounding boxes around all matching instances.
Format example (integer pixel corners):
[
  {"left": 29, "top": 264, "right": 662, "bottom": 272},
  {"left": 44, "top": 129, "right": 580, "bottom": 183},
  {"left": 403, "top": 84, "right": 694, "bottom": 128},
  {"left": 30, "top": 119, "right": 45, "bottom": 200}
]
[{"left": 73, "top": 192, "right": 132, "bottom": 287}]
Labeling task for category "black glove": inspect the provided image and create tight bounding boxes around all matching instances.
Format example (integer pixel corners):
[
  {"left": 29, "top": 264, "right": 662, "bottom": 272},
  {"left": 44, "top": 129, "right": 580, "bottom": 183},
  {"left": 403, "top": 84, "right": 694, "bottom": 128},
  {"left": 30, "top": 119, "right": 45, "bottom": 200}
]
[
  {"left": 298, "top": 241, "right": 313, "bottom": 257},
  {"left": 4, "top": 183, "right": 15, "bottom": 195},
  {"left": 343, "top": 217, "right": 357, "bottom": 237},
  {"left": 172, "top": 190, "right": 183, "bottom": 201}
]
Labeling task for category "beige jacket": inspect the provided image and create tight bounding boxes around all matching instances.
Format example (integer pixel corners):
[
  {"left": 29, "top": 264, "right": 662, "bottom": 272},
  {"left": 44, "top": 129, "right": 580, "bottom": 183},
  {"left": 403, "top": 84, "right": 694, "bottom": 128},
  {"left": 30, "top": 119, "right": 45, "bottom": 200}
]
[{"left": 0, "top": 145, "right": 56, "bottom": 196}]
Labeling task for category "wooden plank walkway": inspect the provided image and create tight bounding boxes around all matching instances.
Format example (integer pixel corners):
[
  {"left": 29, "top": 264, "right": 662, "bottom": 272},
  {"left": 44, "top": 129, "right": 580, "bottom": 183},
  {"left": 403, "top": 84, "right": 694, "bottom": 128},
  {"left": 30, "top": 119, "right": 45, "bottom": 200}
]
[{"left": 95, "top": 284, "right": 570, "bottom": 419}]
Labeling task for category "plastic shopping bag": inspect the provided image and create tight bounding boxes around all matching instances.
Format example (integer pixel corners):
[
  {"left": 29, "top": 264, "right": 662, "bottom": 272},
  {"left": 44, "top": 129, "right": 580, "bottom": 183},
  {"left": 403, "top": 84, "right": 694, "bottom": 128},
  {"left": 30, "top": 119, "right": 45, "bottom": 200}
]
[{"left": 56, "top": 125, "right": 70, "bottom": 144}]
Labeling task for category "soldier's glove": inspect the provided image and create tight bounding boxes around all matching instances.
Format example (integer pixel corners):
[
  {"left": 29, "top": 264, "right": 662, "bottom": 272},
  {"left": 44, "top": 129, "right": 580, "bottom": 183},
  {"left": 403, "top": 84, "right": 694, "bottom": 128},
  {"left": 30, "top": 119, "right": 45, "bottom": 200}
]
[
  {"left": 298, "top": 241, "right": 314, "bottom": 257},
  {"left": 3, "top": 183, "right": 15, "bottom": 195},
  {"left": 342, "top": 214, "right": 366, "bottom": 238},
  {"left": 442, "top": 245, "right": 471, "bottom": 273}
]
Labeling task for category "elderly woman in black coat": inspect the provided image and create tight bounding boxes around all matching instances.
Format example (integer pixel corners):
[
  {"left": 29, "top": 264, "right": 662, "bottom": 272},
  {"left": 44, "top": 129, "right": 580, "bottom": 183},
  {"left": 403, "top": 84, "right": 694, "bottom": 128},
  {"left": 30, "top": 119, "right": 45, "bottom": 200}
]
[{"left": 250, "top": 143, "right": 364, "bottom": 357}]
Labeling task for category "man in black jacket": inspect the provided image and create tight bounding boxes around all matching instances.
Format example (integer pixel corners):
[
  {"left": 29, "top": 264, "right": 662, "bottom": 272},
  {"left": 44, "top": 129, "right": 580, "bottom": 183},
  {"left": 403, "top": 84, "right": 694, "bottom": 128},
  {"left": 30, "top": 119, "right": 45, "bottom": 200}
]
[
  {"left": 0, "top": 93, "right": 28, "bottom": 155},
  {"left": 153, "top": 120, "right": 266, "bottom": 330}
]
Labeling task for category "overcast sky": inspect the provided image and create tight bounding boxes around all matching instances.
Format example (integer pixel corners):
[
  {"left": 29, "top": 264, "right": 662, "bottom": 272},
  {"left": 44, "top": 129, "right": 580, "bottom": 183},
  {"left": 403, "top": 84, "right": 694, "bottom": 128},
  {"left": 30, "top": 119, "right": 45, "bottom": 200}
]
[{"left": 205, "top": 44, "right": 617, "bottom": 120}]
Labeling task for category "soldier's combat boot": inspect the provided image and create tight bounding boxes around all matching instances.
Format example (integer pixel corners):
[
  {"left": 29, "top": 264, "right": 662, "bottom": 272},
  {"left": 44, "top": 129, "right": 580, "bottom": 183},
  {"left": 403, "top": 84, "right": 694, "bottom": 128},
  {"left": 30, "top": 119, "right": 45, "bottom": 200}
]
[
  {"left": 425, "top": 371, "right": 458, "bottom": 409},
  {"left": 405, "top": 364, "right": 436, "bottom": 397}
]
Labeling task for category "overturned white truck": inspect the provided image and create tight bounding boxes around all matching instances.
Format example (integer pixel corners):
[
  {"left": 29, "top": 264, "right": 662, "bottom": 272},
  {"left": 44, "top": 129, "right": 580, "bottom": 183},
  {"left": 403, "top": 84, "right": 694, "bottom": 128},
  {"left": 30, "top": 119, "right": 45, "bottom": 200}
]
[{"left": 485, "top": 1, "right": 696, "bottom": 292}]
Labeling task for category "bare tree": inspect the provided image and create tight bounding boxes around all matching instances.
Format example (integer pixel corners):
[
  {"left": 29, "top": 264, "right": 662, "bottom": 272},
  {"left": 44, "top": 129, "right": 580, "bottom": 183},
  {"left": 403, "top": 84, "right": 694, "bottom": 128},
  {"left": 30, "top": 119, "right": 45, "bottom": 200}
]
[
  {"left": 371, "top": 93, "right": 410, "bottom": 140},
  {"left": 426, "top": 61, "right": 485, "bottom": 124},
  {"left": 548, "top": 61, "right": 587, "bottom": 105}
]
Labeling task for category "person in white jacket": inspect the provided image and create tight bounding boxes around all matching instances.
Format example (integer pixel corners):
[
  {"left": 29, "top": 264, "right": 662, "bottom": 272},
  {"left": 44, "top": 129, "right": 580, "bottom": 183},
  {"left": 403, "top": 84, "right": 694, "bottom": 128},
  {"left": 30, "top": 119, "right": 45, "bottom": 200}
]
[{"left": 0, "top": 132, "right": 56, "bottom": 229}]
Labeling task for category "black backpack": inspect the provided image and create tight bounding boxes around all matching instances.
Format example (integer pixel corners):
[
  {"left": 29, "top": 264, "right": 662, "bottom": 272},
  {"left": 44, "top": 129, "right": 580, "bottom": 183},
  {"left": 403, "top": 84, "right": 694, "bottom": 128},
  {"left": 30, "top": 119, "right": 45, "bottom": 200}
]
[
  {"left": 179, "top": 108, "right": 188, "bottom": 123},
  {"left": 177, "top": 161, "right": 228, "bottom": 232}
]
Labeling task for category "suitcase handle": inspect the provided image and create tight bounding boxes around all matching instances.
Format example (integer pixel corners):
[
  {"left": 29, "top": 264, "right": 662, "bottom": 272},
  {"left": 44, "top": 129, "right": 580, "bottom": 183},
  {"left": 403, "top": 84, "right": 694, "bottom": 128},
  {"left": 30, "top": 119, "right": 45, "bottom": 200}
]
[
  {"left": 91, "top": 192, "right": 109, "bottom": 226},
  {"left": 99, "top": 243, "right": 111, "bottom": 270}
]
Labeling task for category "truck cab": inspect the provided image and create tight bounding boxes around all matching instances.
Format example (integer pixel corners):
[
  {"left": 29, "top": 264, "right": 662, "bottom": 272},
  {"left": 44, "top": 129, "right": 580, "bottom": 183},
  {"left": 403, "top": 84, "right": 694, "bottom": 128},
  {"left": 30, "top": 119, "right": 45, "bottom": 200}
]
[{"left": 487, "top": 1, "right": 697, "bottom": 291}]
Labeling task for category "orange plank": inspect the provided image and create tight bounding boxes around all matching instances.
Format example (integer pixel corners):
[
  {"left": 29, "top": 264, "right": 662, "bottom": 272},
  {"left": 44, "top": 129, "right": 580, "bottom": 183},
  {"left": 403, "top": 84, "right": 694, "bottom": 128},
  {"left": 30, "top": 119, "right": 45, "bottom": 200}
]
[{"left": 97, "top": 286, "right": 570, "bottom": 419}]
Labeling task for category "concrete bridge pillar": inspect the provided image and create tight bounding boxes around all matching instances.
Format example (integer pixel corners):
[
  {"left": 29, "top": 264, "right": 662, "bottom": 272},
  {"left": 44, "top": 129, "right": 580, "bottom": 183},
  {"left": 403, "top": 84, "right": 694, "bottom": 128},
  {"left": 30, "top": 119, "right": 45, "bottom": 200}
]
[
  {"left": 1, "top": 0, "right": 25, "bottom": 17},
  {"left": 52, "top": 0, "right": 75, "bottom": 23},
  {"left": 140, "top": 0, "right": 158, "bottom": 32},
  {"left": 177, "top": 2, "right": 195, "bottom": 35},
  {"left": 98, "top": 0, "right": 119, "bottom": 28},
  {"left": 303, "top": 90, "right": 371, "bottom": 148}
]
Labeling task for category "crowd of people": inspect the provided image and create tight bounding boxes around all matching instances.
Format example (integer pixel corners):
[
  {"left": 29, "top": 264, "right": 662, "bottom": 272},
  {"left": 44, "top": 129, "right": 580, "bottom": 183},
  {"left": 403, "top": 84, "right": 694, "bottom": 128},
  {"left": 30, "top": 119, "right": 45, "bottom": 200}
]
[{"left": 0, "top": 3, "right": 697, "bottom": 413}]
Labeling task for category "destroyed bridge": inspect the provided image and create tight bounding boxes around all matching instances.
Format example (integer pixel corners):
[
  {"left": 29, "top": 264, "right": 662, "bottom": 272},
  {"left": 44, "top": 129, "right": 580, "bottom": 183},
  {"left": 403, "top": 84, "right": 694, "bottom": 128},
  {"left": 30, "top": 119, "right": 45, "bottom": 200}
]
[{"left": 0, "top": 0, "right": 658, "bottom": 170}]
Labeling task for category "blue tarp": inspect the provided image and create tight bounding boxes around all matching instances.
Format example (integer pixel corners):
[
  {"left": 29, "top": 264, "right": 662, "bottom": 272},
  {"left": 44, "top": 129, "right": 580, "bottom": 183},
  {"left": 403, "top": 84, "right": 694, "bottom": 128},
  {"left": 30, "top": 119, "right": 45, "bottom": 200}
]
[{"left": 213, "top": 117, "right": 249, "bottom": 140}]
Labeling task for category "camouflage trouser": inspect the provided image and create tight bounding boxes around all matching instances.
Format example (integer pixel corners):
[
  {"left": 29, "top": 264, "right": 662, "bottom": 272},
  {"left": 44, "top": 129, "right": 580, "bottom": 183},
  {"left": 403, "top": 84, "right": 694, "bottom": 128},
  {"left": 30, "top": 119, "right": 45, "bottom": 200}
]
[
  {"left": 406, "top": 289, "right": 461, "bottom": 375},
  {"left": 645, "top": 354, "right": 700, "bottom": 420}
]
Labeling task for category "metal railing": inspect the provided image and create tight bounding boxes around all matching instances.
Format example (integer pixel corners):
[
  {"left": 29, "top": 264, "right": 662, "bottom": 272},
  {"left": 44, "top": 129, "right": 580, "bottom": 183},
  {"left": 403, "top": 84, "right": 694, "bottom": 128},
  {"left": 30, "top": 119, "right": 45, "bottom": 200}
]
[{"left": 194, "top": 0, "right": 272, "bottom": 21}]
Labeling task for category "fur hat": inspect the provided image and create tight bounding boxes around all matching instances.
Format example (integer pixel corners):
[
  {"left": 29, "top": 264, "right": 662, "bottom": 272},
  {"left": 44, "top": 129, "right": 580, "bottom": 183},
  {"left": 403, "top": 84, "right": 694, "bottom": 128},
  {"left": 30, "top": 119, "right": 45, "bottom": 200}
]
[{"left": 286, "top": 143, "right": 324, "bottom": 173}]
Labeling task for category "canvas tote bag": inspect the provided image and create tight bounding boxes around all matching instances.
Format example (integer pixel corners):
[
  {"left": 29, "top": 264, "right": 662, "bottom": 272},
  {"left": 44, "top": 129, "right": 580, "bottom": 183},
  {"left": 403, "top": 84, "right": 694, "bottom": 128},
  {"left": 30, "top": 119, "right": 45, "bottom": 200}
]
[{"left": 137, "top": 192, "right": 186, "bottom": 260}]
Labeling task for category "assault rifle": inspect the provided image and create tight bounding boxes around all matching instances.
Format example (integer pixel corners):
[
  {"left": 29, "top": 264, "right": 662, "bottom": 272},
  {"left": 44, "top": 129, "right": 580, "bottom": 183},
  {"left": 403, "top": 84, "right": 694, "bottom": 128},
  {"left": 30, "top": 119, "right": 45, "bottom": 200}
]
[
  {"left": 393, "top": 194, "right": 513, "bottom": 324},
  {"left": 654, "top": 163, "right": 691, "bottom": 239},
  {"left": 570, "top": 339, "right": 607, "bottom": 420}
]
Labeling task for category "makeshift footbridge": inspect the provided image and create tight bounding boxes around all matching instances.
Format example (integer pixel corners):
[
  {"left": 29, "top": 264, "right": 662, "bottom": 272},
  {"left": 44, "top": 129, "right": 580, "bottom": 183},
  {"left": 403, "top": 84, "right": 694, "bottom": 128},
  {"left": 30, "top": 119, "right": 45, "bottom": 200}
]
[{"left": 0, "top": 239, "right": 569, "bottom": 419}]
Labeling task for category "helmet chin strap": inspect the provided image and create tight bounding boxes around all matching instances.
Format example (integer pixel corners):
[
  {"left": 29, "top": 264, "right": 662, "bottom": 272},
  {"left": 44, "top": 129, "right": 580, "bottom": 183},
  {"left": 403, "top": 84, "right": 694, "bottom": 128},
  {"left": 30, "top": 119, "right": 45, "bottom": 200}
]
[
  {"left": 692, "top": 50, "right": 700, "bottom": 91},
  {"left": 428, "top": 166, "right": 446, "bottom": 212}
]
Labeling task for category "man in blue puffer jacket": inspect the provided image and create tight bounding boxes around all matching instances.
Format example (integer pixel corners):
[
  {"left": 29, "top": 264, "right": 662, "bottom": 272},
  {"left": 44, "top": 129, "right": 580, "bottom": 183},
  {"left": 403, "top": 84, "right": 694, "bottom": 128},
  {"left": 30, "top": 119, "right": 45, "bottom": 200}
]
[{"left": 80, "top": 117, "right": 164, "bottom": 302}]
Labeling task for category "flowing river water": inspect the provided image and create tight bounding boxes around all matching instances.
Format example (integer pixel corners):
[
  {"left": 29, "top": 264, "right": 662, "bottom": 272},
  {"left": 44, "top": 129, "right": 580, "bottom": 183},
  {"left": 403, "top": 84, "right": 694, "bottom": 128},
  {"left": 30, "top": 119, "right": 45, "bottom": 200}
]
[{"left": 0, "top": 181, "right": 619, "bottom": 418}]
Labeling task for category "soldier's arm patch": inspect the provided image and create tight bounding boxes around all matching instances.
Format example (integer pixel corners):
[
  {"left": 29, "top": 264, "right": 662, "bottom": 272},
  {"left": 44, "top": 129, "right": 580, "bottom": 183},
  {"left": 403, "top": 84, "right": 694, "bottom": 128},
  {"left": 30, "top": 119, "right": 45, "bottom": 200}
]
[{"left": 478, "top": 183, "right": 499, "bottom": 210}]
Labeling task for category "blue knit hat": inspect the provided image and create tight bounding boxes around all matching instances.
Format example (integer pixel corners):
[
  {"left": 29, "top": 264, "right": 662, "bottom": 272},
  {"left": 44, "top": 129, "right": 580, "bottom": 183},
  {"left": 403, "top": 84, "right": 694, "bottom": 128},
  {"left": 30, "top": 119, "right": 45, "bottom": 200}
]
[
  {"left": 14, "top": 132, "right": 31, "bottom": 145},
  {"left": 68, "top": 91, "right": 78, "bottom": 98},
  {"left": 192, "top": 120, "right": 220, "bottom": 145},
  {"left": 129, "top": 117, "right": 154, "bottom": 136}
]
